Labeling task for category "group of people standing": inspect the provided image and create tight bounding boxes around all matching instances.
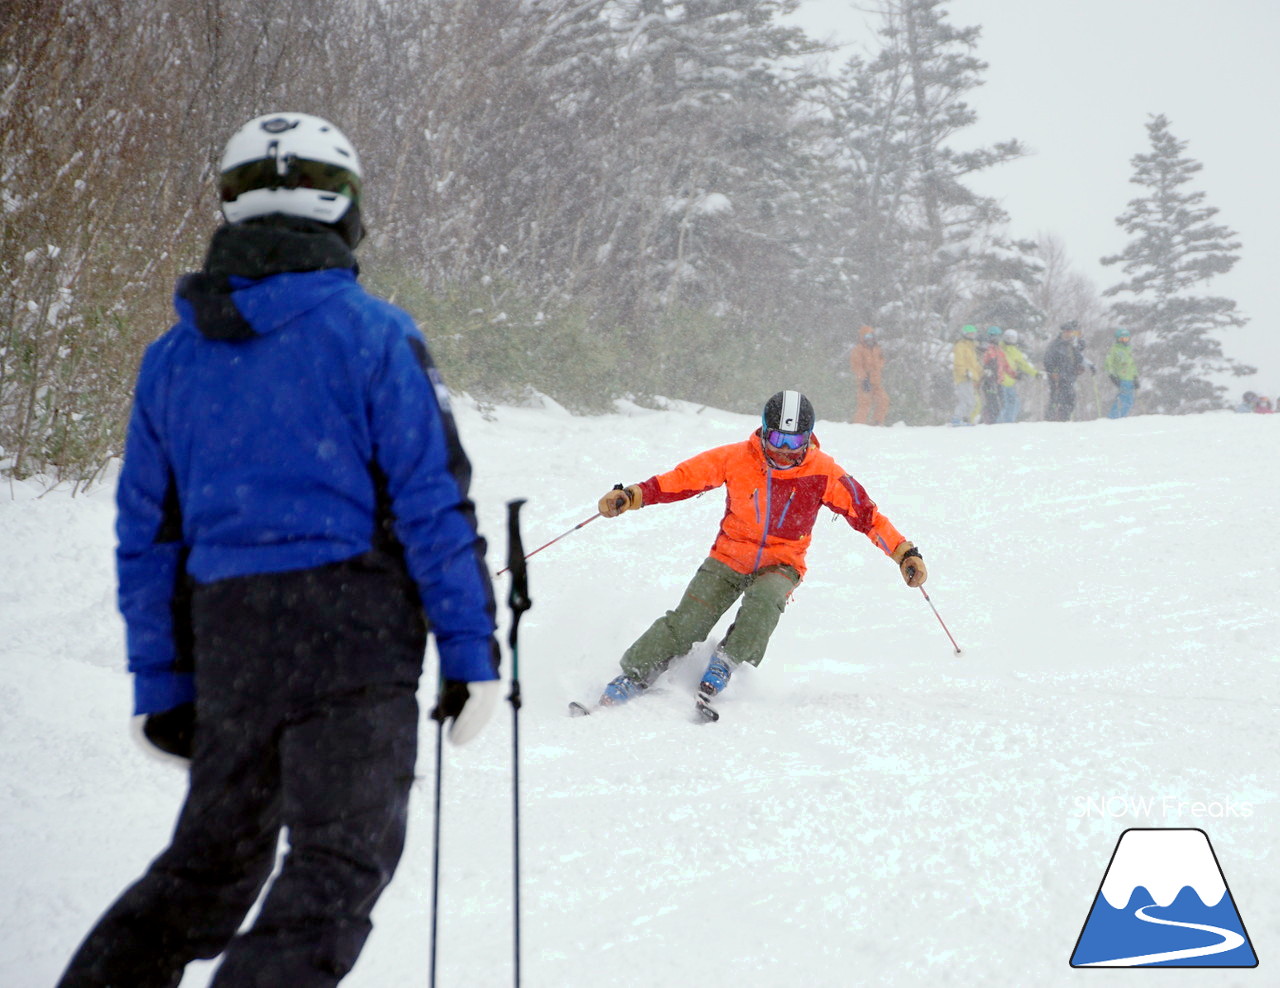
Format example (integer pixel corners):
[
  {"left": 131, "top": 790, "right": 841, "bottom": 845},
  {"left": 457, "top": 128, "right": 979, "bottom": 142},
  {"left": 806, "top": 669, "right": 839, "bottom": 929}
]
[
  {"left": 950, "top": 323, "right": 1040, "bottom": 425},
  {"left": 951, "top": 321, "right": 1139, "bottom": 425},
  {"left": 1236, "top": 391, "right": 1275, "bottom": 414},
  {"left": 850, "top": 320, "right": 1141, "bottom": 428}
]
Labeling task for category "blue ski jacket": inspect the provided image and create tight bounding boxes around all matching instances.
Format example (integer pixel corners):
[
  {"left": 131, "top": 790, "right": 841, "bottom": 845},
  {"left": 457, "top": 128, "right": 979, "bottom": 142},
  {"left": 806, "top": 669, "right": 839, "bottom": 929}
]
[{"left": 117, "top": 220, "right": 499, "bottom": 714}]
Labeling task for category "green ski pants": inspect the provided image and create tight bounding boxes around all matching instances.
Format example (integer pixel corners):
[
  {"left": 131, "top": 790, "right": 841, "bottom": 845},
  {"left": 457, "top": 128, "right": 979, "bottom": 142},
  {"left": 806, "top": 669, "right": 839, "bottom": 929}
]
[{"left": 620, "top": 557, "right": 800, "bottom": 683}]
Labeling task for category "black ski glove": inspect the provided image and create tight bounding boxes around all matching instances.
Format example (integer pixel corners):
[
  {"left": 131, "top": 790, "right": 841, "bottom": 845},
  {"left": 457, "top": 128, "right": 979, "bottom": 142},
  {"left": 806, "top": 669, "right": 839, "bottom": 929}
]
[
  {"left": 1109, "top": 374, "right": 1121, "bottom": 388},
  {"left": 432, "top": 680, "right": 470, "bottom": 722},
  {"left": 861, "top": 378, "right": 871, "bottom": 393},
  {"left": 143, "top": 702, "right": 195, "bottom": 760},
  {"left": 432, "top": 679, "right": 502, "bottom": 745}
]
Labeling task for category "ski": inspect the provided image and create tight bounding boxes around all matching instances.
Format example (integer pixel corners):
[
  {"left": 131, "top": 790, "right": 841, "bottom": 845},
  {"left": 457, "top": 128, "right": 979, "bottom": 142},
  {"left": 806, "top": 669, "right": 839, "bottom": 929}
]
[
  {"left": 694, "top": 694, "right": 719, "bottom": 723},
  {"left": 572, "top": 687, "right": 716, "bottom": 721}
]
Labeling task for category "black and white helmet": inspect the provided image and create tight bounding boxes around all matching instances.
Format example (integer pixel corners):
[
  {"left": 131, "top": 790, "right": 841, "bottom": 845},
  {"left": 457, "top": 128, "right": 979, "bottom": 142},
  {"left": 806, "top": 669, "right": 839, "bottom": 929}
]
[
  {"left": 760, "top": 390, "right": 815, "bottom": 469},
  {"left": 763, "top": 390, "right": 815, "bottom": 434},
  {"left": 219, "top": 113, "right": 362, "bottom": 229}
]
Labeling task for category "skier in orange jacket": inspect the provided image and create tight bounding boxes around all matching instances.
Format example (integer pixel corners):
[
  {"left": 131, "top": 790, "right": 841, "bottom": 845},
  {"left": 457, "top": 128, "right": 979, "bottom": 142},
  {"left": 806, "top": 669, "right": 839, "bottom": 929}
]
[
  {"left": 850, "top": 324, "right": 890, "bottom": 425},
  {"left": 590, "top": 390, "right": 926, "bottom": 716}
]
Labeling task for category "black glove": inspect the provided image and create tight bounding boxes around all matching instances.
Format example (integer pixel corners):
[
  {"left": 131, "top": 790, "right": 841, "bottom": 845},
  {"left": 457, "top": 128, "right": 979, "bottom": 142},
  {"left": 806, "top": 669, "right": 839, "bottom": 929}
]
[
  {"left": 1109, "top": 374, "right": 1121, "bottom": 388},
  {"left": 1134, "top": 378, "right": 1140, "bottom": 389},
  {"left": 432, "top": 678, "right": 501, "bottom": 745},
  {"left": 861, "top": 378, "right": 871, "bottom": 393},
  {"left": 143, "top": 702, "right": 195, "bottom": 759},
  {"left": 432, "top": 680, "right": 469, "bottom": 722}
]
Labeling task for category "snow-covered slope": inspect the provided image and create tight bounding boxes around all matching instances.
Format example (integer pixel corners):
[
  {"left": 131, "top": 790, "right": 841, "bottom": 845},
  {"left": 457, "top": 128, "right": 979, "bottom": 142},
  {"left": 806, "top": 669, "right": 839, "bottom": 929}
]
[{"left": 2, "top": 401, "right": 1276, "bottom": 987}]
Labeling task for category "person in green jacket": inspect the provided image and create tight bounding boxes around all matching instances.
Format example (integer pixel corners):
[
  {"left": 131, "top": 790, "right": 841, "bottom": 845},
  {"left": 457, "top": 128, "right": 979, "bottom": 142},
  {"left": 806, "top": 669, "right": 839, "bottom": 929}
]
[
  {"left": 996, "top": 329, "right": 1038, "bottom": 423},
  {"left": 1105, "top": 328, "right": 1139, "bottom": 418}
]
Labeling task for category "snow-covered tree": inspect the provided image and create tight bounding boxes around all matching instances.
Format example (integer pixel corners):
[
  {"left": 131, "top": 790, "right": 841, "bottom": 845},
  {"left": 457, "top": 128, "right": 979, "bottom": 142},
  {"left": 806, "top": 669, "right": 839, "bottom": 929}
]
[
  {"left": 1101, "top": 114, "right": 1253, "bottom": 413},
  {"left": 809, "top": 0, "right": 1036, "bottom": 422}
]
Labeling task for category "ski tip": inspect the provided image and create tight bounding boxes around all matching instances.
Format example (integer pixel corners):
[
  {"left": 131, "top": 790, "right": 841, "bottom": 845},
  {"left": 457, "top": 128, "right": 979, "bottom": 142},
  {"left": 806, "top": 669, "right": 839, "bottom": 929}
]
[{"left": 568, "top": 701, "right": 593, "bottom": 717}]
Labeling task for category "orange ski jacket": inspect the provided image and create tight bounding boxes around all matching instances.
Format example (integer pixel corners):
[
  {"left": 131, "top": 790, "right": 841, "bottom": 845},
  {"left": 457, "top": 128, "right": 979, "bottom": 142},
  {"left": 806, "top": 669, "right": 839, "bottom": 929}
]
[
  {"left": 636, "top": 431, "right": 908, "bottom": 578},
  {"left": 850, "top": 340, "right": 885, "bottom": 387}
]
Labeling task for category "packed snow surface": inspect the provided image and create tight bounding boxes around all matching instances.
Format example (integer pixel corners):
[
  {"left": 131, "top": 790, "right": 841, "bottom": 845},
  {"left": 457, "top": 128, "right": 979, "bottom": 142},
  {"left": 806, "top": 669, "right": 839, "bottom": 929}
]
[{"left": 2, "top": 399, "right": 1276, "bottom": 986}]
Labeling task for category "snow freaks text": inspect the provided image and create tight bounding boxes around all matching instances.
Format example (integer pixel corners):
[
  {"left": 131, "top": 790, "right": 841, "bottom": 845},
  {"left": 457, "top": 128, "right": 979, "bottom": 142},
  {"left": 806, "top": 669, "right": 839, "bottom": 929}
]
[{"left": 1073, "top": 795, "right": 1255, "bottom": 820}]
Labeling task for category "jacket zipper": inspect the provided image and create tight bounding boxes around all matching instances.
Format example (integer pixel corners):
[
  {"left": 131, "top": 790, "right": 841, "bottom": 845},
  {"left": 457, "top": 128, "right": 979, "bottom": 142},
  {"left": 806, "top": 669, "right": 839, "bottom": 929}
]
[
  {"left": 776, "top": 489, "right": 795, "bottom": 530},
  {"left": 752, "top": 471, "right": 773, "bottom": 572}
]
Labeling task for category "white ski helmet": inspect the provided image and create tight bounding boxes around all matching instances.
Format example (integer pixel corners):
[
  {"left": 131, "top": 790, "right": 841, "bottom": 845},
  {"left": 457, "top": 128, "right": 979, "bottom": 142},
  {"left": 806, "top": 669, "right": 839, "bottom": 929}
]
[
  {"left": 219, "top": 113, "right": 362, "bottom": 225},
  {"left": 1003, "top": 329, "right": 1019, "bottom": 344}
]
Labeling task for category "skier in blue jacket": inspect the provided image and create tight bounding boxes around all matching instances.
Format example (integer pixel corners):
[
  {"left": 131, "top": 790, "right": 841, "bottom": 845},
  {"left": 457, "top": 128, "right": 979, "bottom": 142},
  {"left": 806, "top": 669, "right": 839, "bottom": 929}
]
[{"left": 58, "top": 113, "right": 501, "bottom": 988}]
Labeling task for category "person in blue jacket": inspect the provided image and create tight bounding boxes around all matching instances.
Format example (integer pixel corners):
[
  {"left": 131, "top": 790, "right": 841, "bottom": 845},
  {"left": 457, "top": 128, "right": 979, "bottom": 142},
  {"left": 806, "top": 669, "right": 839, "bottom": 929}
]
[{"left": 58, "top": 113, "right": 501, "bottom": 988}]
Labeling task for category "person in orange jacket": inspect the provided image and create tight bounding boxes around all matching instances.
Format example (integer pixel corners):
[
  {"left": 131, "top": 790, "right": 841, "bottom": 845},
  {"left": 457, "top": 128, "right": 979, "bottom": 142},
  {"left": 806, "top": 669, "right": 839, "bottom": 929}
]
[
  {"left": 850, "top": 324, "right": 889, "bottom": 425},
  {"left": 590, "top": 390, "right": 927, "bottom": 715}
]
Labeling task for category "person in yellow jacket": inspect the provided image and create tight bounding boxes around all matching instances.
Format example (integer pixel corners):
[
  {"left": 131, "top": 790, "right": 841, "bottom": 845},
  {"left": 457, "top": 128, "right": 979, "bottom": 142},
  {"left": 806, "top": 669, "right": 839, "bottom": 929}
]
[
  {"left": 996, "top": 329, "right": 1038, "bottom": 423},
  {"left": 850, "top": 324, "right": 890, "bottom": 425},
  {"left": 951, "top": 324, "right": 982, "bottom": 425}
]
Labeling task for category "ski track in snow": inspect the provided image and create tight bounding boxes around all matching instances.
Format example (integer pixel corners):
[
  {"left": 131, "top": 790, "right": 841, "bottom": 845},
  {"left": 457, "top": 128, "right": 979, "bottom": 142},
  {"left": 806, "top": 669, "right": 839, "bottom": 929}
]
[{"left": 2, "top": 403, "right": 1277, "bottom": 987}]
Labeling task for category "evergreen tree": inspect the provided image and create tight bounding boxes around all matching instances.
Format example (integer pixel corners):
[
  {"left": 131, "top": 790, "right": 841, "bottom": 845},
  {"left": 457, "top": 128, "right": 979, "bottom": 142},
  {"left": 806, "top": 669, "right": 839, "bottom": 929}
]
[
  {"left": 811, "top": 0, "right": 1036, "bottom": 423},
  {"left": 1101, "top": 114, "right": 1253, "bottom": 413}
]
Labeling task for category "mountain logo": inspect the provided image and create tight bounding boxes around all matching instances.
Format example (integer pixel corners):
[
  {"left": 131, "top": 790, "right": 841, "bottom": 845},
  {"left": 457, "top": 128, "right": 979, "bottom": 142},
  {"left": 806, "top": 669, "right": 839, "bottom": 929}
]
[{"left": 1070, "top": 828, "right": 1258, "bottom": 968}]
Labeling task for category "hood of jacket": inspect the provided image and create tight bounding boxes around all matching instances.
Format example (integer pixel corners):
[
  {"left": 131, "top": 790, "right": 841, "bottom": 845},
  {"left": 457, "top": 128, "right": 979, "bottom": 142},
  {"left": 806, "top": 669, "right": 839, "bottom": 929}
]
[{"left": 175, "top": 216, "right": 358, "bottom": 341}]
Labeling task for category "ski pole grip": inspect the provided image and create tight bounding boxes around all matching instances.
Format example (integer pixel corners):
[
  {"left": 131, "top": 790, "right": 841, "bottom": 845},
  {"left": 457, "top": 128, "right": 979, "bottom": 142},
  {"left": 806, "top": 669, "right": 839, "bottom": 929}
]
[
  {"left": 505, "top": 499, "right": 532, "bottom": 621},
  {"left": 608, "top": 482, "right": 627, "bottom": 514}
]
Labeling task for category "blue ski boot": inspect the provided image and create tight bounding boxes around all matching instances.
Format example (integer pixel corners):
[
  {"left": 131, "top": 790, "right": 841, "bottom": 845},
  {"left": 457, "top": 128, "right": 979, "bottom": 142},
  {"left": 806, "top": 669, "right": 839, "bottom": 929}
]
[
  {"left": 599, "top": 674, "right": 646, "bottom": 706},
  {"left": 698, "top": 652, "right": 738, "bottom": 699}
]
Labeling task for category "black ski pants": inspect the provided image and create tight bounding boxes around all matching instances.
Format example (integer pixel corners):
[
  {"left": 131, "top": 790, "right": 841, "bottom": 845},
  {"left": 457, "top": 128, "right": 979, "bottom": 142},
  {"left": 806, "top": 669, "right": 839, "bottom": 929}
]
[
  {"left": 1046, "top": 374, "right": 1076, "bottom": 421},
  {"left": 58, "top": 554, "right": 427, "bottom": 988}
]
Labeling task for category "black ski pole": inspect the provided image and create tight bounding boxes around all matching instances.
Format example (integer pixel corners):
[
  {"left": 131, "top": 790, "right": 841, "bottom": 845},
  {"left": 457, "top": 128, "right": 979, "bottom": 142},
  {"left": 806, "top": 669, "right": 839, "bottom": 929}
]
[
  {"left": 428, "top": 711, "right": 444, "bottom": 987},
  {"left": 504, "top": 499, "right": 533, "bottom": 987}
]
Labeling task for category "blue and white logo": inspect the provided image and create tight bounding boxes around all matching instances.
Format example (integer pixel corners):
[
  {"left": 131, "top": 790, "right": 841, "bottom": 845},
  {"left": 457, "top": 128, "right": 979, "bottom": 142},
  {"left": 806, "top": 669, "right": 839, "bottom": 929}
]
[{"left": 1070, "top": 828, "right": 1258, "bottom": 968}]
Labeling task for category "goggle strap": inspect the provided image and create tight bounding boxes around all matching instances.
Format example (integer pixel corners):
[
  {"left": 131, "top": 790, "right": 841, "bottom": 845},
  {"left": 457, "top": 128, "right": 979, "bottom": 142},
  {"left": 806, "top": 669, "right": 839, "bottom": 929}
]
[{"left": 221, "top": 157, "right": 362, "bottom": 204}]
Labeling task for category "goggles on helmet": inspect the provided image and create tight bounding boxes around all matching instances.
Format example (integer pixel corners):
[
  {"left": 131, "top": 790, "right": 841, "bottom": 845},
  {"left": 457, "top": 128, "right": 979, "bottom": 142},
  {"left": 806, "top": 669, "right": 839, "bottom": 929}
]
[
  {"left": 220, "top": 156, "right": 362, "bottom": 207},
  {"left": 765, "top": 428, "right": 811, "bottom": 451}
]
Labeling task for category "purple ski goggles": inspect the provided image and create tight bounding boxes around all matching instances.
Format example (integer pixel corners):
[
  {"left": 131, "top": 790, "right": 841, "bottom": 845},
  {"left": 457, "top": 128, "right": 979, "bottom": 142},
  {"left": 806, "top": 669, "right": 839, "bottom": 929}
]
[{"left": 764, "top": 428, "right": 811, "bottom": 450}]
